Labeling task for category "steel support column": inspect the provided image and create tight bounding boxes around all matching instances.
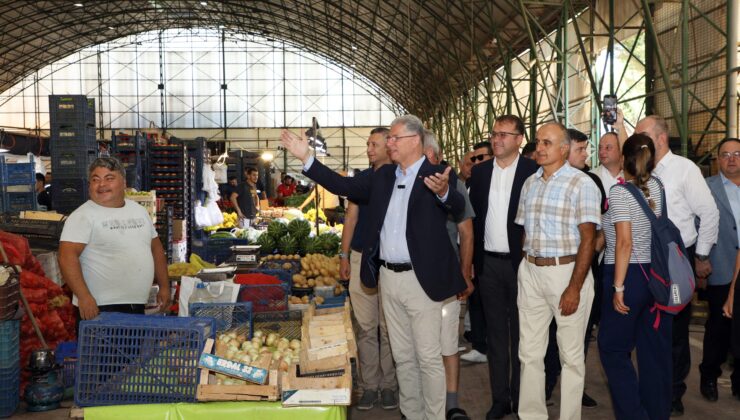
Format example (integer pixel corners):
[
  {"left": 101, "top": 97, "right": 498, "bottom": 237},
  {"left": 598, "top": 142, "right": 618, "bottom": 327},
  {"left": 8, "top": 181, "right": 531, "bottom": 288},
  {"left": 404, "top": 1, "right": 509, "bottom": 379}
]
[{"left": 728, "top": 0, "right": 738, "bottom": 139}]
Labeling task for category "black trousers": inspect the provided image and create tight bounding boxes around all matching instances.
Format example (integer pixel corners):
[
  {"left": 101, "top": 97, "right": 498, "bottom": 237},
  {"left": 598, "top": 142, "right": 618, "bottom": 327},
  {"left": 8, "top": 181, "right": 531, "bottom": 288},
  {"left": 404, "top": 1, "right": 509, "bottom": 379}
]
[
  {"left": 672, "top": 245, "right": 695, "bottom": 401},
  {"left": 699, "top": 283, "right": 739, "bottom": 388},
  {"left": 467, "top": 277, "right": 488, "bottom": 354},
  {"left": 734, "top": 279, "right": 740, "bottom": 360},
  {"left": 478, "top": 254, "right": 520, "bottom": 407}
]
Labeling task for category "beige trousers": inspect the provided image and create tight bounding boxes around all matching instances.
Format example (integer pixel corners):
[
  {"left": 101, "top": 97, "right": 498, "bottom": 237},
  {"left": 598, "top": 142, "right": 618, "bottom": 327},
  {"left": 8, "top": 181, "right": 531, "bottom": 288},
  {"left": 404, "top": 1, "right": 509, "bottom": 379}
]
[
  {"left": 380, "top": 266, "right": 445, "bottom": 420},
  {"left": 349, "top": 250, "right": 397, "bottom": 391},
  {"left": 517, "top": 260, "right": 594, "bottom": 420}
]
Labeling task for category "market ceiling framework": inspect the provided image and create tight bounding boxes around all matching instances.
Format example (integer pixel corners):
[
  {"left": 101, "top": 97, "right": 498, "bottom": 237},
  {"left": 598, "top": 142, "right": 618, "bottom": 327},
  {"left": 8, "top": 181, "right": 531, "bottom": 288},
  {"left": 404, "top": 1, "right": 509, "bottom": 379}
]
[{"left": 0, "top": 0, "right": 590, "bottom": 117}]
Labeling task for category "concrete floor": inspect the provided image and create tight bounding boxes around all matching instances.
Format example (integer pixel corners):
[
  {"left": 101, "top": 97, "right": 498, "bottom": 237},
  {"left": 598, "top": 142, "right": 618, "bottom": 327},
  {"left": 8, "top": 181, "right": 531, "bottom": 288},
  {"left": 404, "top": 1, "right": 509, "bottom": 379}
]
[{"left": 7, "top": 326, "right": 740, "bottom": 419}]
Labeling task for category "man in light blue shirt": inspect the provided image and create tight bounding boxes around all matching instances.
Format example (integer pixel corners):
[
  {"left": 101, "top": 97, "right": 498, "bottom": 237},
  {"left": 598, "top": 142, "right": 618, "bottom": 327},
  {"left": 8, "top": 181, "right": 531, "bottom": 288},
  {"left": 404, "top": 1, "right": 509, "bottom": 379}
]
[
  {"left": 701, "top": 137, "right": 740, "bottom": 402},
  {"left": 281, "top": 115, "right": 467, "bottom": 420}
]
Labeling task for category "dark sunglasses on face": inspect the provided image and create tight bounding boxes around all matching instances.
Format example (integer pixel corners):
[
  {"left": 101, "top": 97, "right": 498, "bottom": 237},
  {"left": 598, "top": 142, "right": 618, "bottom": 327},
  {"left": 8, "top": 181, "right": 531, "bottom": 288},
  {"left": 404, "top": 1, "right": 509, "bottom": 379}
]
[{"left": 470, "top": 154, "right": 491, "bottom": 163}]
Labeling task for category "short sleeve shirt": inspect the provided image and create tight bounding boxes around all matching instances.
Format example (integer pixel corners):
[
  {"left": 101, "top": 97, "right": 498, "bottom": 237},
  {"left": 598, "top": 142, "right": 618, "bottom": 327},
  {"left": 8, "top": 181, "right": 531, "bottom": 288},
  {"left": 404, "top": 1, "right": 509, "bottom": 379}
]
[
  {"left": 445, "top": 178, "right": 475, "bottom": 253},
  {"left": 60, "top": 199, "right": 158, "bottom": 306},
  {"left": 515, "top": 163, "right": 602, "bottom": 257},
  {"left": 603, "top": 177, "right": 663, "bottom": 264}
]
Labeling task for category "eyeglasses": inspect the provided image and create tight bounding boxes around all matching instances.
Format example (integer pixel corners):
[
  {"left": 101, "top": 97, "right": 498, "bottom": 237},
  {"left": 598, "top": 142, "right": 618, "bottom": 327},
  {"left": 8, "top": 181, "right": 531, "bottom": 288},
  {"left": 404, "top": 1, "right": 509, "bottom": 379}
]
[
  {"left": 470, "top": 153, "right": 491, "bottom": 163},
  {"left": 387, "top": 134, "right": 418, "bottom": 142},
  {"left": 719, "top": 151, "right": 740, "bottom": 160},
  {"left": 489, "top": 131, "right": 520, "bottom": 139}
]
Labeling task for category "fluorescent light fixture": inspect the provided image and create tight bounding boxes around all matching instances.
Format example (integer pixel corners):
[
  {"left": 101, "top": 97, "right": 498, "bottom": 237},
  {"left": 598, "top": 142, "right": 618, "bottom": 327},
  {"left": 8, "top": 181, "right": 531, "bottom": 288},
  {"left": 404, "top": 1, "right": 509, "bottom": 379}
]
[
  {"left": 200, "top": 1, "right": 207, "bottom": 5},
  {"left": 0, "top": 148, "right": 8, "bottom": 153},
  {"left": 74, "top": 3, "right": 83, "bottom": 6}
]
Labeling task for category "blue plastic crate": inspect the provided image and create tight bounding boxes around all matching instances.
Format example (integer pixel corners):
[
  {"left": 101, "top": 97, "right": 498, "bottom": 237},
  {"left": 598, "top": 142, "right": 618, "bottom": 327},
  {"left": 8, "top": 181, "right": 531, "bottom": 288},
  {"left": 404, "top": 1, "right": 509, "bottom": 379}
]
[
  {"left": 55, "top": 341, "right": 78, "bottom": 389},
  {"left": 0, "top": 156, "right": 35, "bottom": 186},
  {"left": 0, "top": 364, "right": 19, "bottom": 418},
  {"left": 242, "top": 268, "right": 292, "bottom": 285},
  {"left": 190, "top": 236, "right": 249, "bottom": 265},
  {"left": 316, "top": 292, "right": 348, "bottom": 310},
  {"left": 50, "top": 151, "right": 97, "bottom": 178},
  {"left": 3, "top": 192, "right": 37, "bottom": 213},
  {"left": 238, "top": 282, "right": 289, "bottom": 313},
  {"left": 189, "top": 302, "right": 253, "bottom": 337},
  {"left": 49, "top": 95, "right": 95, "bottom": 126},
  {"left": 0, "top": 320, "right": 19, "bottom": 370},
  {"left": 252, "top": 310, "right": 302, "bottom": 341},
  {"left": 75, "top": 313, "right": 215, "bottom": 407}
]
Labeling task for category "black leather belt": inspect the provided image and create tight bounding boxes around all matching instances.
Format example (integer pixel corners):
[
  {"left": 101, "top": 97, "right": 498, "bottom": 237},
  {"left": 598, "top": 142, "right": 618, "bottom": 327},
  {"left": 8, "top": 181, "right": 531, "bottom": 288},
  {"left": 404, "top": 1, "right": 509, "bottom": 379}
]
[
  {"left": 485, "top": 251, "right": 511, "bottom": 259},
  {"left": 379, "top": 260, "right": 413, "bottom": 272}
]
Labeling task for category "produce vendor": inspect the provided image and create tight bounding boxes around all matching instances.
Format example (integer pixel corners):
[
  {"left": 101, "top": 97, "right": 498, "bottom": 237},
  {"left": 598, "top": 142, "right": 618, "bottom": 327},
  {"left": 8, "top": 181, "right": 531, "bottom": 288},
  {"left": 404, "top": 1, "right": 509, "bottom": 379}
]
[
  {"left": 230, "top": 166, "right": 260, "bottom": 227},
  {"left": 58, "top": 157, "right": 171, "bottom": 329}
]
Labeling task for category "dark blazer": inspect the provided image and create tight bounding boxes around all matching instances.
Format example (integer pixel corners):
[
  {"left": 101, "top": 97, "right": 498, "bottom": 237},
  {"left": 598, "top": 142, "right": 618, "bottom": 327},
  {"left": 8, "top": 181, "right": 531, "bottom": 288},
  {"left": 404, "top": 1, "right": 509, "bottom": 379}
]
[
  {"left": 304, "top": 157, "right": 467, "bottom": 301},
  {"left": 706, "top": 175, "right": 737, "bottom": 286},
  {"left": 468, "top": 156, "right": 538, "bottom": 275}
]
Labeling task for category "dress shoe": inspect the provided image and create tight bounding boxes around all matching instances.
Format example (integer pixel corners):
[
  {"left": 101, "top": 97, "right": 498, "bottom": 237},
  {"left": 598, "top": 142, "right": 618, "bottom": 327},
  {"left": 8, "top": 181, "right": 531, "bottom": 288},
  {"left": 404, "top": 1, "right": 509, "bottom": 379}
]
[
  {"left": 700, "top": 379, "right": 718, "bottom": 402},
  {"left": 357, "top": 389, "right": 378, "bottom": 410},
  {"left": 446, "top": 408, "right": 471, "bottom": 420},
  {"left": 582, "top": 391, "right": 597, "bottom": 408},
  {"left": 460, "top": 349, "right": 487, "bottom": 363},
  {"left": 380, "top": 388, "right": 398, "bottom": 410},
  {"left": 486, "top": 402, "right": 512, "bottom": 419},
  {"left": 670, "top": 399, "right": 684, "bottom": 417}
]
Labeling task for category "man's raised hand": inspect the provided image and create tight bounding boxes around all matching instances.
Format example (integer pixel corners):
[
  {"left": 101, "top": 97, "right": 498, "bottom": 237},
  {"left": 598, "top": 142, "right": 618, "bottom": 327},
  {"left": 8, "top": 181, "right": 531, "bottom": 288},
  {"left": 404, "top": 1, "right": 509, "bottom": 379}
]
[{"left": 280, "top": 129, "right": 311, "bottom": 164}]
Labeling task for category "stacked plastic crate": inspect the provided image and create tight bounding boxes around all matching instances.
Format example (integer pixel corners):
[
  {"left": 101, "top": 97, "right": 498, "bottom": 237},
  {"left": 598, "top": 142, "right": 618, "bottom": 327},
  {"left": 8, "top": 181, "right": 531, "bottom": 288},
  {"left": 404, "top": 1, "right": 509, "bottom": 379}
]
[
  {"left": 112, "top": 130, "right": 147, "bottom": 191},
  {"left": 0, "top": 320, "right": 20, "bottom": 417},
  {"left": 49, "top": 95, "right": 97, "bottom": 214},
  {"left": 0, "top": 155, "right": 36, "bottom": 213}
]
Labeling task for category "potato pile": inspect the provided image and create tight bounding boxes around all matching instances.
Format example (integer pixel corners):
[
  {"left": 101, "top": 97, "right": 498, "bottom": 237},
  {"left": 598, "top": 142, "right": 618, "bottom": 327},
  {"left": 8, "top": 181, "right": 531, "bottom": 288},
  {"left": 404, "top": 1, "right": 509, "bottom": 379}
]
[
  {"left": 261, "top": 254, "right": 300, "bottom": 271},
  {"left": 293, "top": 253, "right": 341, "bottom": 287},
  {"left": 289, "top": 295, "right": 325, "bottom": 305},
  {"left": 213, "top": 329, "right": 300, "bottom": 383}
]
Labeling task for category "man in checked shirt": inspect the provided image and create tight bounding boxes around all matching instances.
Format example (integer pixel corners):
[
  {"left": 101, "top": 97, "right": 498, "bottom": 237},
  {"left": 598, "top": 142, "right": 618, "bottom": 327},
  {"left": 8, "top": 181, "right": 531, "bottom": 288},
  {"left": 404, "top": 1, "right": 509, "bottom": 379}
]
[{"left": 514, "top": 122, "right": 601, "bottom": 420}]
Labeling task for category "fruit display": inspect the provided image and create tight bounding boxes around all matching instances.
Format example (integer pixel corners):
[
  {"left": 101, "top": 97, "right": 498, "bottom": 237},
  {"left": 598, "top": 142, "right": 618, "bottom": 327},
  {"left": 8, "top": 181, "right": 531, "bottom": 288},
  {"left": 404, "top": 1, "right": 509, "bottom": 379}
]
[
  {"left": 213, "top": 329, "right": 301, "bottom": 378},
  {"left": 204, "top": 212, "right": 238, "bottom": 231},
  {"left": 304, "top": 208, "right": 326, "bottom": 223}
]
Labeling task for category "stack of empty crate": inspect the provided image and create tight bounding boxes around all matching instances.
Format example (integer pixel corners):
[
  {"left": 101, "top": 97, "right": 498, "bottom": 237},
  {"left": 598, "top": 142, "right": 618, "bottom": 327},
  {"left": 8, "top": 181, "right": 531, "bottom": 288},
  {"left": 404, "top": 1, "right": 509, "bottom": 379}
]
[
  {"left": 49, "top": 95, "right": 96, "bottom": 214},
  {"left": 112, "top": 130, "right": 147, "bottom": 191},
  {"left": 0, "top": 155, "right": 37, "bottom": 213}
]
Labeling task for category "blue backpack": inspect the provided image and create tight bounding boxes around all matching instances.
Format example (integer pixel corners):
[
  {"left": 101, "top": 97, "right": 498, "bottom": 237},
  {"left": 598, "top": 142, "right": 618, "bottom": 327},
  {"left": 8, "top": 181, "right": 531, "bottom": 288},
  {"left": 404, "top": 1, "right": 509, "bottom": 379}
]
[{"left": 620, "top": 179, "right": 695, "bottom": 327}]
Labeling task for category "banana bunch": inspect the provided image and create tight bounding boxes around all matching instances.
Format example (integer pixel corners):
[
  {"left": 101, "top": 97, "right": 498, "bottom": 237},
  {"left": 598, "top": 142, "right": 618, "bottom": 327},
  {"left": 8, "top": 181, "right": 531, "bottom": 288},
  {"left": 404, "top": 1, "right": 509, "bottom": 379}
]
[{"left": 204, "top": 212, "right": 239, "bottom": 231}]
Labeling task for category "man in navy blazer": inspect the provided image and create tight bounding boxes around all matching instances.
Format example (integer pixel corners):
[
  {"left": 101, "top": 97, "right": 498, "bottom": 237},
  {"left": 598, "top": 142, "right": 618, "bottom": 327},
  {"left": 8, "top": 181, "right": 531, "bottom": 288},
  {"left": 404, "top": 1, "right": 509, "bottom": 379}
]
[
  {"left": 700, "top": 137, "right": 740, "bottom": 401},
  {"left": 281, "top": 114, "right": 466, "bottom": 420},
  {"left": 467, "top": 114, "right": 538, "bottom": 419}
]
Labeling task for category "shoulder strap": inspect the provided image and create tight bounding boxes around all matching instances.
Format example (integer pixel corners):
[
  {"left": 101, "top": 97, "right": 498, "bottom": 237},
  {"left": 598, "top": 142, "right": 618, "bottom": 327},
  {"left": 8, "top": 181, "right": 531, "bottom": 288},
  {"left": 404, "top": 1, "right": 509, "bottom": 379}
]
[{"left": 621, "top": 181, "right": 661, "bottom": 224}]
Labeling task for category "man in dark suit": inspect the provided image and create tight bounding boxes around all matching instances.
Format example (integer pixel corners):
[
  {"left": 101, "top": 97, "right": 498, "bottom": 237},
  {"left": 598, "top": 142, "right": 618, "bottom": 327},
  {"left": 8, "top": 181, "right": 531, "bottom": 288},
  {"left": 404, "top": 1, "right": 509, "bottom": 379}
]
[
  {"left": 281, "top": 114, "right": 467, "bottom": 420},
  {"left": 467, "top": 114, "right": 538, "bottom": 419}
]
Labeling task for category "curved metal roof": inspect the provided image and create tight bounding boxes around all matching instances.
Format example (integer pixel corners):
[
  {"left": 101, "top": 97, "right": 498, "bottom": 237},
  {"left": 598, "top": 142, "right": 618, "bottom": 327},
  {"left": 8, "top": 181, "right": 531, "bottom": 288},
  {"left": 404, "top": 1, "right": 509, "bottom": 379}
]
[{"left": 0, "top": 0, "right": 587, "bottom": 117}]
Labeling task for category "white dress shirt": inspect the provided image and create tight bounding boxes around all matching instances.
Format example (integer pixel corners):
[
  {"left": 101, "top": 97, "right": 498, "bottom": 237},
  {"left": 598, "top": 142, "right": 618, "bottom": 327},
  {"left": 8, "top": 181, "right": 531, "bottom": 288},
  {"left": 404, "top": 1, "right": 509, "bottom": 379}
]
[
  {"left": 591, "top": 164, "right": 623, "bottom": 196},
  {"left": 484, "top": 156, "right": 519, "bottom": 252},
  {"left": 652, "top": 150, "right": 719, "bottom": 255}
]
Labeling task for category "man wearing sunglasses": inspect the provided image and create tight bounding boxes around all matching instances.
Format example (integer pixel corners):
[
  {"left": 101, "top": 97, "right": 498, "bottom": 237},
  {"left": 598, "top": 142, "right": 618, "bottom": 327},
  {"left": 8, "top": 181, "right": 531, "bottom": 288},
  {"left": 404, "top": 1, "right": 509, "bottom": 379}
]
[{"left": 471, "top": 142, "right": 493, "bottom": 164}]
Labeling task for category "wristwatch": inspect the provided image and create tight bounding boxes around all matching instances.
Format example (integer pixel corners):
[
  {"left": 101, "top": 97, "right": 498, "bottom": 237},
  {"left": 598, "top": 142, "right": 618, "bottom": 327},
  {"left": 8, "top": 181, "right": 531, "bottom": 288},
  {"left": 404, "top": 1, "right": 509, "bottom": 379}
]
[
  {"left": 338, "top": 252, "right": 349, "bottom": 260},
  {"left": 695, "top": 254, "right": 710, "bottom": 262},
  {"left": 612, "top": 284, "right": 625, "bottom": 293}
]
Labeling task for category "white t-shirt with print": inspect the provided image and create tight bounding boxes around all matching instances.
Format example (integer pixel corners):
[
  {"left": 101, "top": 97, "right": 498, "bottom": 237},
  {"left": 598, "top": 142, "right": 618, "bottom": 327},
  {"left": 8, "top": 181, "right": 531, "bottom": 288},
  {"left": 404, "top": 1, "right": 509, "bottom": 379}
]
[{"left": 60, "top": 199, "right": 159, "bottom": 306}]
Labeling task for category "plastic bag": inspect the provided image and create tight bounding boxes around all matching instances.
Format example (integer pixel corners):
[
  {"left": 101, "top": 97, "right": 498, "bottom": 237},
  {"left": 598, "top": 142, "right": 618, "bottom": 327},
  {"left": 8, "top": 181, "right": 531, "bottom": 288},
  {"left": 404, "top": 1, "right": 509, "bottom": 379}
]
[
  {"left": 178, "top": 276, "right": 240, "bottom": 317},
  {"left": 206, "top": 199, "right": 224, "bottom": 227},
  {"left": 194, "top": 200, "right": 212, "bottom": 228}
]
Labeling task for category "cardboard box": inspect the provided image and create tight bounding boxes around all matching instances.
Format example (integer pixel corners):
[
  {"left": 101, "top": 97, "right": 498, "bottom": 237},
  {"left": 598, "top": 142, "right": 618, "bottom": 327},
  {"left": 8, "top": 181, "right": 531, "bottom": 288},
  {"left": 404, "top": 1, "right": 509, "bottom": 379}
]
[
  {"left": 172, "top": 239, "right": 187, "bottom": 263},
  {"left": 173, "top": 219, "right": 187, "bottom": 241}
]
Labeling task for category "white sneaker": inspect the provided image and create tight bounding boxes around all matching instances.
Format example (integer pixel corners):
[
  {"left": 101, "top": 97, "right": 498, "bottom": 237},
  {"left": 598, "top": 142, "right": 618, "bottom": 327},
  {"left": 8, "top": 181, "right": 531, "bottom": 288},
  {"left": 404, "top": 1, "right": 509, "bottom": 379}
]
[{"left": 460, "top": 349, "right": 487, "bottom": 363}]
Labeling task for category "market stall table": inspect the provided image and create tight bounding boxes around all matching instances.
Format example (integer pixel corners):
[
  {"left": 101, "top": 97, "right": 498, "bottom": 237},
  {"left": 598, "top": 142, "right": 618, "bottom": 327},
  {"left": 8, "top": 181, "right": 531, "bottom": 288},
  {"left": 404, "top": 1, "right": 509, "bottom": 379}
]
[{"left": 74, "top": 401, "right": 345, "bottom": 420}]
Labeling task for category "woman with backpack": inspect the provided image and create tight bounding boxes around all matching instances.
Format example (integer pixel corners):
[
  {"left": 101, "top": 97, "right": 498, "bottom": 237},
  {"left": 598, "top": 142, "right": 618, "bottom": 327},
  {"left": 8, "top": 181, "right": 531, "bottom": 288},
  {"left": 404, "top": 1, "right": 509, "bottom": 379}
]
[{"left": 598, "top": 133, "right": 673, "bottom": 420}]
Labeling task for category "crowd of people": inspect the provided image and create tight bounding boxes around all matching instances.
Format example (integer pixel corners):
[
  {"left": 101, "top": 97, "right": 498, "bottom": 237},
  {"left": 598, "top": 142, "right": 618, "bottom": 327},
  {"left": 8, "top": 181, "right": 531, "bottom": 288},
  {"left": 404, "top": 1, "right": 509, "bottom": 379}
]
[{"left": 281, "top": 111, "right": 739, "bottom": 420}]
